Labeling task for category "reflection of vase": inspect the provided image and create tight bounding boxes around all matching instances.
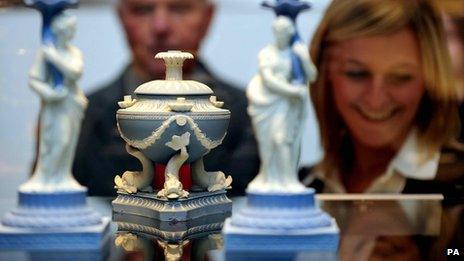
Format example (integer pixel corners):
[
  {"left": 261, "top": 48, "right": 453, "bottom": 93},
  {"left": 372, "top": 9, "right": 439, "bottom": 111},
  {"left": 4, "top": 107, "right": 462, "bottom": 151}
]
[{"left": 115, "top": 231, "right": 224, "bottom": 261}]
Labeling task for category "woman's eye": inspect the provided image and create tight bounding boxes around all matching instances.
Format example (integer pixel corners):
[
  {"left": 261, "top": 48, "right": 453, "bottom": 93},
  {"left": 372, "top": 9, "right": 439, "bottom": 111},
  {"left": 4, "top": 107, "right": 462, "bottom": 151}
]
[
  {"left": 344, "top": 70, "right": 369, "bottom": 79},
  {"left": 388, "top": 74, "right": 413, "bottom": 84}
]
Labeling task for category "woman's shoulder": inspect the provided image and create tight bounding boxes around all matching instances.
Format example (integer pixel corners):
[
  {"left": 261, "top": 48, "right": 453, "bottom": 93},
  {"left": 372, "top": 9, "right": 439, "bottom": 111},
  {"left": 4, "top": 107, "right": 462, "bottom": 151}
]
[
  {"left": 403, "top": 141, "right": 464, "bottom": 203},
  {"left": 436, "top": 141, "right": 464, "bottom": 181}
]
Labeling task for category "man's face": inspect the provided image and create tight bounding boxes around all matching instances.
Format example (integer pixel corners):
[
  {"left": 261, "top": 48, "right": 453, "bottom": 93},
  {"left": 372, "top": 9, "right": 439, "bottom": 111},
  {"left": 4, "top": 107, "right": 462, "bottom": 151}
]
[{"left": 118, "top": 0, "right": 214, "bottom": 80}]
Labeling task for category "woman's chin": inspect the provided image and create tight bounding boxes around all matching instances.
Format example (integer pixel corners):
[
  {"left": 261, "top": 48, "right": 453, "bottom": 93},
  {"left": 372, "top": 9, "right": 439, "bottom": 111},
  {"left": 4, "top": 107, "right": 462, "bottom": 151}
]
[{"left": 351, "top": 132, "right": 401, "bottom": 149}]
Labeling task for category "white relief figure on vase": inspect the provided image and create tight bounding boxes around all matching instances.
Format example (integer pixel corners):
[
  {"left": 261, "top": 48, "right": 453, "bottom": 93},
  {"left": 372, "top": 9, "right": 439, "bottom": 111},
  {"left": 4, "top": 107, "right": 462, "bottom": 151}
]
[
  {"left": 246, "top": 15, "right": 317, "bottom": 193},
  {"left": 20, "top": 11, "right": 87, "bottom": 193}
]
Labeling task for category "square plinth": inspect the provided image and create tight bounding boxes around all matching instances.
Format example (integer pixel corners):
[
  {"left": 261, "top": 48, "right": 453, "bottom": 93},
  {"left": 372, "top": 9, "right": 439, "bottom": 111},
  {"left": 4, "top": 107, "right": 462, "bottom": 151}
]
[{"left": 112, "top": 190, "right": 232, "bottom": 222}]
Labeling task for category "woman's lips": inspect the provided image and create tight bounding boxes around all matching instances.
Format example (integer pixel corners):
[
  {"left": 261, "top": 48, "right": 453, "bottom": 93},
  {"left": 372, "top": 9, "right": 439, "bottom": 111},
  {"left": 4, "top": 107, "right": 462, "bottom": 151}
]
[{"left": 355, "top": 105, "right": 401, "bottom": 122}]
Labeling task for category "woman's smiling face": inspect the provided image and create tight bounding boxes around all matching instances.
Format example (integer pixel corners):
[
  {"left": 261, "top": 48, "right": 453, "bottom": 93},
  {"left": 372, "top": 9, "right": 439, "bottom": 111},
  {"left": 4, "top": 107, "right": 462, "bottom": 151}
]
[{"left": 328, "top": 28, "right": 425, "bottom": 149}]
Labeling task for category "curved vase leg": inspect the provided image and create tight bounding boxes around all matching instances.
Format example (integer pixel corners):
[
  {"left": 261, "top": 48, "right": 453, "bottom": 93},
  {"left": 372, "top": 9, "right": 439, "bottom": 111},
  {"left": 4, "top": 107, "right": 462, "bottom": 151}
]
[
  {"left": 114, "top": 144, "right": 154, "bottom": 194},
  {"left": 157, "top": 133, "right": 190, "bottom": 199},
  {"left": 191, "top": 157, "right": 232, "bottom": 192}
]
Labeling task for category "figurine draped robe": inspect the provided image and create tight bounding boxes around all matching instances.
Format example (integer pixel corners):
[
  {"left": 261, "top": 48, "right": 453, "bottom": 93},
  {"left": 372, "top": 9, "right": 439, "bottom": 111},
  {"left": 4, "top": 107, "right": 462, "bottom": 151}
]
[
  {"left": 246, "top": 17, "right": 317, "bottom": 193},
  {"left": 20, "top": 41, "right": 86, "bottom": 192}
]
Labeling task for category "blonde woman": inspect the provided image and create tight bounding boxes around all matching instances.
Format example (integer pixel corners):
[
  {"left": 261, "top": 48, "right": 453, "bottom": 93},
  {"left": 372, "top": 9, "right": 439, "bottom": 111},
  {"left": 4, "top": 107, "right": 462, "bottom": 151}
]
[
  {"left": 301, "top": 0, "right": 464, "bottom": 197},
  {"left": 299, "top": 2, "right": 464, "bottom": 258}
]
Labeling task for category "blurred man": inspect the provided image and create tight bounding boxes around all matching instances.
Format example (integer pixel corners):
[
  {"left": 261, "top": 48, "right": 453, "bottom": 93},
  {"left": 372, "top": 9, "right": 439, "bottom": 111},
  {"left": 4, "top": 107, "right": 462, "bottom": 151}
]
[{"left": 73, "top": 0, "right": 259, "bottom": 196}]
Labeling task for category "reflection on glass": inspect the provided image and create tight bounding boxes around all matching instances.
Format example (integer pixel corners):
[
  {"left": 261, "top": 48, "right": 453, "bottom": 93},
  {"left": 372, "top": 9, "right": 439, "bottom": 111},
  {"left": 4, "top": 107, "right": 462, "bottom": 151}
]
[
  {"left": 318, "top": 194, "right": 449, "bottom": 261},
  {"left": 115, "top": 231, "right": 222, "bottom": 261},
  {"left": 113, "top": 208, "right": 227, "bottom": 260}
]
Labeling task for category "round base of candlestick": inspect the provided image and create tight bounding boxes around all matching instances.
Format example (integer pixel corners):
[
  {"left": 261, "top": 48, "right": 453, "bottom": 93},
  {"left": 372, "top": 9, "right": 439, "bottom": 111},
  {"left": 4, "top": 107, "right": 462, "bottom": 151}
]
[
  {"left": 223, "top": 188, "right": 339, "bottom": 259},
  {"left": 0, "top": 191, "right": 110, "bottom": 250}
]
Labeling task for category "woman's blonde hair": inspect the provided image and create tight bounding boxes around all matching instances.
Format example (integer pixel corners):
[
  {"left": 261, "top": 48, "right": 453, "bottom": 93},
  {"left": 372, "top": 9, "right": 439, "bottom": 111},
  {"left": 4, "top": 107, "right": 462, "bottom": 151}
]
[{"left": 310, "top": 0, "right": 459, "bottom": 173}]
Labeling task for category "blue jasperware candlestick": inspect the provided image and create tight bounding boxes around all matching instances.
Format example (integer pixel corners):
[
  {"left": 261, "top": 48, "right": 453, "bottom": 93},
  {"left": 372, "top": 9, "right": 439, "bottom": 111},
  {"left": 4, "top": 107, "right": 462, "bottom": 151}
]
[
  {"left": 25, "top": 0, "right": 78, "bottom": 89},
  {"left": 0, "top": 1, "right": 109, "bottom": 251},
  {"left": 223, "top": 1, "right": 339, "bottom": 259}
]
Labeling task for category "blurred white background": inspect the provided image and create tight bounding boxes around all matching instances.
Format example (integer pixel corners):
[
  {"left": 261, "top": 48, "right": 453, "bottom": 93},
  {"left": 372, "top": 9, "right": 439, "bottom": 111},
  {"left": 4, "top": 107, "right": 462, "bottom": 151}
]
[{"left": 0, "top": 0, "right": 330, "bottom": 197}]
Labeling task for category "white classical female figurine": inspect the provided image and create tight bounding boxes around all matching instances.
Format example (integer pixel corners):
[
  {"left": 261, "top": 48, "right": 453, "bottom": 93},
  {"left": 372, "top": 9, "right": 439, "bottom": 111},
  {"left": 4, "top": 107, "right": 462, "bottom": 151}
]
[
  {"left": 246, "top": 16, "right": 317, "bottom": 193},
  {"left": 20, "top": 11, "right": 87, "bottom": 192},
  {"left": 224, "top": 8, "right": 339, "bottom": 256},
  {"left": 0, "top": 8, "right": 109, "bottom": 251}
]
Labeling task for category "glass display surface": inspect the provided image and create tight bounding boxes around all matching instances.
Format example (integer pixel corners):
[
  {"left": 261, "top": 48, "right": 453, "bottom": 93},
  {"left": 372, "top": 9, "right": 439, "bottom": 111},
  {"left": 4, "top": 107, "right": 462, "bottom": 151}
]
[{"left": 0, "top": 195, "right": 461, "bottom": 260}]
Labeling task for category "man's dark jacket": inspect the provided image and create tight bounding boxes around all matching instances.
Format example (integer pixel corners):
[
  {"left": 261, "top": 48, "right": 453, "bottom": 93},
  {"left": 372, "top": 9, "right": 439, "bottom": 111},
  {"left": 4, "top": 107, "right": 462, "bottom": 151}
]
[{"left": 73, "top": 62, "right": 260, "bottom": 196}]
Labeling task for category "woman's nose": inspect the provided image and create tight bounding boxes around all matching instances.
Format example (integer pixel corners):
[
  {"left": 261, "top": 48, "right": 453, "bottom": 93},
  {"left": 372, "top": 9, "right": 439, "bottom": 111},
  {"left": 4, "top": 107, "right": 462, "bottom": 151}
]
[{"left": 361, "top": 77, "right": 391, "bottom": 110}]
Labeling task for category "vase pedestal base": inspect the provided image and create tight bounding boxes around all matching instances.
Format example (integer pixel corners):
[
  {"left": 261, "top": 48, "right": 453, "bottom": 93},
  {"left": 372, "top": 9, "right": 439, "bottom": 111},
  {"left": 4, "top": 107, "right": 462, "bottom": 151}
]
[{"left": 112, "top": 190, "right": 232, "bottom": 223}]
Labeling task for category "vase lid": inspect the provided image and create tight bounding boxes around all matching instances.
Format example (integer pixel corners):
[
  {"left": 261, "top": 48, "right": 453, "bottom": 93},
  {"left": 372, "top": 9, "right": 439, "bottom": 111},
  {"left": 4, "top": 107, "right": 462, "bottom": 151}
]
[{"left": 134, "top": 50, "right": 213, "bottom": 96}]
